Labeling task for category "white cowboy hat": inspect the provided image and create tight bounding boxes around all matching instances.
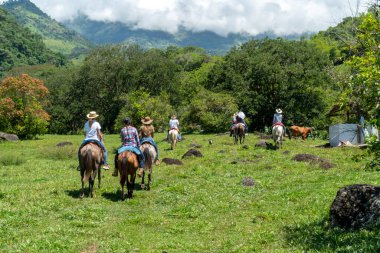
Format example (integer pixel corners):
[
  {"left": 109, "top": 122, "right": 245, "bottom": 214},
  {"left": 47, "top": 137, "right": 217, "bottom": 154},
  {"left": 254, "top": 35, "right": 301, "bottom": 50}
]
[
  {"left": 276, "top": 108, "right": 282, "bottom": 114},
  {"left": 141, "top": 116, "right": 153, "bottom": 124},
  {"left": 87, "top": 111, "right": 99, "bottom": 119}
]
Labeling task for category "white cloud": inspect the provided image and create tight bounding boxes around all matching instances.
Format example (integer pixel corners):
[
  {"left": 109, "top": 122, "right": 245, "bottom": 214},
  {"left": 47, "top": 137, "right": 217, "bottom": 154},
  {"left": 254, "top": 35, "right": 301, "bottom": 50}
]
[{"left": 1, "top": 0, "right": 370, "bottom": 36}]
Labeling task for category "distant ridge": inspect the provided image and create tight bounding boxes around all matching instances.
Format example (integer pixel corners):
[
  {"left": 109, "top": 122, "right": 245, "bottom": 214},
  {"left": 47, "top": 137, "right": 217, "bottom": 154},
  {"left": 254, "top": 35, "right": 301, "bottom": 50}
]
[
  {"left": 63, "top": 13, "right": 309, "bottom": 55},
  {"left": 0, "top": 7, "right": 64, "bottom": 76},
  {"left": 1, "top": 0, "right": 93, "bottom": 58},
  {"left": 2, "top": 0, "right": 310, "bottom": 56}
]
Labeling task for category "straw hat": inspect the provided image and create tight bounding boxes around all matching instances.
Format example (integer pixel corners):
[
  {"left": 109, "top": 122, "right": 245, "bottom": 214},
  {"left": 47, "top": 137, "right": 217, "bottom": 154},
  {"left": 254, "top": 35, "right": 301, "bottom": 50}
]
[
  {"left": 275, "top": 108, "right": 282, "bottom": 114},
  {"left": 141, "top": 116, "right": 153, "bottom": 125},
  {"left": 87, "top": 111, "right": 99, "bottom": 119}
]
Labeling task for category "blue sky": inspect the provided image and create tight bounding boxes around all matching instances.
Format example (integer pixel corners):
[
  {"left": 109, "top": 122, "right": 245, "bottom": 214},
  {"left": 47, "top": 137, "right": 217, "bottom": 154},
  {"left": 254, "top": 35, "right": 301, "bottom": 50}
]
[{"left": 1, "top": 0, "right": 370, "bottom": 36}]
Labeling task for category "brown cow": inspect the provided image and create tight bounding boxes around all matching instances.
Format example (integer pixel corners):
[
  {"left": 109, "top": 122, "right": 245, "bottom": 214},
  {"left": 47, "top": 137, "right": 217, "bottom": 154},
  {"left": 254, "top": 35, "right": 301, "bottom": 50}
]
[{"left": 289, "top": 125, "right": 313, "bottom": 140}]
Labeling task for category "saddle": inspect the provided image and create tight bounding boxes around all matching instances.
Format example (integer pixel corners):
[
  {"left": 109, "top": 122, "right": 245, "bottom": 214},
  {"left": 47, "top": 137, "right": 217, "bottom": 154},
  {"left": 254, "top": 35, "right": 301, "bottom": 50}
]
[
  {"left": 79, "top": 140, "right": 105, "bottom": 158},
  {"left": 272, "top": 122, "right": 285, "bottom": 127}
]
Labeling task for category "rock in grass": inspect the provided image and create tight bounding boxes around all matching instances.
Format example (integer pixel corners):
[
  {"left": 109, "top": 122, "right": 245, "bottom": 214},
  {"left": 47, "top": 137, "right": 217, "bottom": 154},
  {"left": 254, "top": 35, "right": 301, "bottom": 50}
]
[
  {"left": 292, "top": 153, "right": 334, "bottom": 169},
  {"left": 242, "top": 177, "right": 255, "bottom": 187},
  {"left": 182, "top": 149, "right": 203, "bottom": 158},
  {"left": 0, "top": 132, "right": 19, "bottom": 142},
  {"left": 56, "top": 141, "right": 73, "bottom": 147},
  {"left": 330, "top": 184, "right": 380, "bottom": 229},
  {"left": 161, "top": 158, "right": 183, "bottom": 165}
]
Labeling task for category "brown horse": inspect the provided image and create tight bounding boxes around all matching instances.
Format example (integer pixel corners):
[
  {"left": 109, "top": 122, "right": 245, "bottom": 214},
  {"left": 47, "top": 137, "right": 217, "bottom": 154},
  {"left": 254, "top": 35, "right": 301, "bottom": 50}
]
[
  {"left": 234, "top": 123, "right": 245, "bottom": 144},
  {"left": 79, "top": 142, "right": 103, "bottom": 198},
  {"left": 139, "top": 142, "right": 157, "bottom": 190},
  {"left": 117, "top": 151, "right": 139, "bottom": 200}
]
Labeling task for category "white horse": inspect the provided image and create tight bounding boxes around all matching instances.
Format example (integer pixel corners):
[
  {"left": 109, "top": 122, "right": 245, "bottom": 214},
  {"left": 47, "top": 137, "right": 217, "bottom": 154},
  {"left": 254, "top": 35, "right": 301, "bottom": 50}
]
[
  {"left": 139, "top": 142, "right": 157, "bottom": 190},
  {"left": 272, "top": 125, "right": 285, "bottom": 149},
  {"left": 169, "top": 129, "right": 178, "bottom": 150}
]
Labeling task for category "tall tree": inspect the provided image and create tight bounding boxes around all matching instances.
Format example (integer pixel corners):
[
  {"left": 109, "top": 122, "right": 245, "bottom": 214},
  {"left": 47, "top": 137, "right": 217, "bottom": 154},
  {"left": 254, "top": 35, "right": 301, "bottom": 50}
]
[
  {"left": 0, "top": 74, "right": 50, "bottom": 138},
  {"left": 207, "top": 38, "right": 334, "bottom": 130}
]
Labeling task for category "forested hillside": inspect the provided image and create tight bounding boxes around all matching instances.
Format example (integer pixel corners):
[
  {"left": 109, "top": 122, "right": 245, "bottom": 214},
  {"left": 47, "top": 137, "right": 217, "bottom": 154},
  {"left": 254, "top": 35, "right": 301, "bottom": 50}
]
[
  {"left": 0, "top": 7, "right": 65, "bottom": 77},
  {"left": 1, "top": 0, "right": 93, "bottom": 58},
  {"left": 1, "top": 2, "right": 379, "bottom": 147}
]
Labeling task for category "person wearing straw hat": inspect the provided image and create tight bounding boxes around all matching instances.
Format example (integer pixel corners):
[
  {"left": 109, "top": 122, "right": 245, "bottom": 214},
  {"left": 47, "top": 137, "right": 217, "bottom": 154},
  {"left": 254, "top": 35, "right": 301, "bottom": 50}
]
[
  {"left": 77, "top": 111, "right": 110, "bottom": 170},
  {"left": 138, "top": 116, "right": 160, "bottom": 171},
  {"left": 272, "top": 108, "right": 284, "bottom": 127}
]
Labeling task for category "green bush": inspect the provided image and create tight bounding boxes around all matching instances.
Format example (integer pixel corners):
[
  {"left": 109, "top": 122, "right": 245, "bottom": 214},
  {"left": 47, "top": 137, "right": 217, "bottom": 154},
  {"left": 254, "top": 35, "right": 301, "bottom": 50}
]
[
  {"left": 181, "top": 89, "right": 238, "bottom": 133},
  {"left": 115, "top": 89, "right": 173, "bottom": 132}
]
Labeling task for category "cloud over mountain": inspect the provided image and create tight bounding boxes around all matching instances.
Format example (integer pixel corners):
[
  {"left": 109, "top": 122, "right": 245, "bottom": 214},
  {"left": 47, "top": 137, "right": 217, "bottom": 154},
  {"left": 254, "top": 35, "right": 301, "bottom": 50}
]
[{"left": 1, "top": 0, "right": 368, "bottom": 36}]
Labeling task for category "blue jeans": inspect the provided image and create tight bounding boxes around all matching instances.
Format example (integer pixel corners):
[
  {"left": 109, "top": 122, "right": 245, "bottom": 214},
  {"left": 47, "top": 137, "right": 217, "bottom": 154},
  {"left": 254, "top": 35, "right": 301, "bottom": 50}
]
[{"left": 79, "top": 139, "right": 108, "bottom": 165}]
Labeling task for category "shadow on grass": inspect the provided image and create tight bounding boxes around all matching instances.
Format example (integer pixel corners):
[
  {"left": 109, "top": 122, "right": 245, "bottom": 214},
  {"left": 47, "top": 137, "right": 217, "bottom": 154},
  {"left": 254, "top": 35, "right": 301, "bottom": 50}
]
[
  {"left": 102, "top": 184, "right": 143, "bottom": 202},
  {"left": 102, "top": 190, "right": 122, "bottom": 202},
  {"left": 284, "top": 216, "right": 380, "bottom": 252},
  {"left": 65, "top": 189, "right": 83, "bottom": 199}
]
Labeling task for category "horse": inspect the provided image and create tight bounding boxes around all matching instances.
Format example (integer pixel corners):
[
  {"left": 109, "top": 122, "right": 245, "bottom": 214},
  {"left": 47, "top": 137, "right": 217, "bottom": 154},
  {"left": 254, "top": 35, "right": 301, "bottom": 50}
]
[
  {"left": 169, "top": 129, "right": 178, "bottom": 150},
  {"left": 289, "top": 125, "right": 313, "bottom": 141},
  {"left": 139, "top": 142, "right": 157, "bottom": 190},
  {"left": 117, "top": 151, "right": 139, "bottom": 200},
  {"left": 234, "top": 123, "right": 245, "bottom": 144},
  {"left": 79, "top": 142, "right": 103, "bottom": 198},
  {"left": 272, "top": 124, "right": 285, "bottom": 149}
]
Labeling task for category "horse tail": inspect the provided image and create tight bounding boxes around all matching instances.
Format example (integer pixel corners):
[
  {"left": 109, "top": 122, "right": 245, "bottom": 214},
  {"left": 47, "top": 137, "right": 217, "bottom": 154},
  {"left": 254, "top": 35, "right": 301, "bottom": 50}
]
[
  {"left": 120, "top": 154, "right": 128, "bottom": 186},
  {"left": 143, "top": 145, "right": 154, "bottom": 173},
  {"left": 83, "top": 149, "right": 92, "bottom": 183},
  {"left": 143, "top": 147, "right": 150, "bottom": 168}
]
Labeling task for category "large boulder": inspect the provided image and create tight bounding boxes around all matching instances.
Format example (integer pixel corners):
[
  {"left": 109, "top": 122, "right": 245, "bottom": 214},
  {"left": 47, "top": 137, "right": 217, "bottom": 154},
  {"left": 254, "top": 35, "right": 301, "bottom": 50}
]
[
  {"left": 0, "top": 132, "right": 19, "bottom": 141},
  {"left": 182, "top": 149, "right": 203, "bottom": 158},
  {"left": 330, "top": 184, "right": 380, "bottom": 229}
]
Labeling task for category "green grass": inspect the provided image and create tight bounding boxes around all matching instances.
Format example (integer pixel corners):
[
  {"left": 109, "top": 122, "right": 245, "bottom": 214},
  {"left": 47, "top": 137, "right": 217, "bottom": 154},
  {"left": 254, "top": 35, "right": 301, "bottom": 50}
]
[{"left": 0, "top": 133, "right": 379, "bottom": 252}]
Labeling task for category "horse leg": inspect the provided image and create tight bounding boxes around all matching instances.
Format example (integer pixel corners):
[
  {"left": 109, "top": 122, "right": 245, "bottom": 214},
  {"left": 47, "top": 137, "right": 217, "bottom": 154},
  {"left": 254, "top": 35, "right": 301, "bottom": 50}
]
[
  {"left": 147, "top": 173, "right": 151, "bottom": 191},
  {"left": 132, "top": 172, "right": 137, "bottom": 197},
  {"left": 141, "top": 170, "right": 145, "bottom": 190},
  {"left": 120, "top": 172, "right": 126, "bottom": 201},
  {"left": 89, "top": 178, "right": 94, "bottom": 198},
  {"left": 80, "top": 180, "right": 84, "bottom": 198},
  {"left": 121, "top": 183, "right": 125, "bottom": 201},
  {"left": 98, "top": 167, "right": 101, "bottom": 189},
  {"left": 127, "top": 180, "right": 133, "bottom": 199}
]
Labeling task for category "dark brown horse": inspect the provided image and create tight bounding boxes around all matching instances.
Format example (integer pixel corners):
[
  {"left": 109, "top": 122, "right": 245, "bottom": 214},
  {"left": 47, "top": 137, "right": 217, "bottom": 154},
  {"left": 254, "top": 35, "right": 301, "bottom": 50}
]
[
  {"left": 234, "top": 123, "right": 245, "bottom": 144},
  {"left": 117, "top": 151, "right": 139, "bottom": 200},
  {"left": 79, "top": 142, "right": 103, "bottom": 198},
  {"left": 139, "top": 143, "right": 157, "bottom": 190}
]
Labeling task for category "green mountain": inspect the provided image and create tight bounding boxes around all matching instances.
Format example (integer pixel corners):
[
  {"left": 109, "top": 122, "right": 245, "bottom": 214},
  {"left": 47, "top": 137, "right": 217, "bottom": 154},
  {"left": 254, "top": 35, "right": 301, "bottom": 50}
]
[
  {"left": 0, "top": 7, "right": 65, "bottom": 77},
  {"left": 64, "top": 13, "right": 308, "bottom": 55},
  {"left": 1, "top": 0, "right": 93, "bottom": 58}
]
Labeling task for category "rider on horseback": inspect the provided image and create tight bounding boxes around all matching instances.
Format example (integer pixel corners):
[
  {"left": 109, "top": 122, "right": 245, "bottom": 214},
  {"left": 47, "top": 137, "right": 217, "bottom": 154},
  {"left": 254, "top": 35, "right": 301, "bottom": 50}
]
[
  {"left": 169, "top": 114, "right": 182, "bottom": 141},
  {"left": 236, "top": 110, "right": 248, "bottom": 133},
  {"left": 112, "top": 117, "right": 145, "bottom": 177},
  {"left": 77, "top": 111, "right": 110, "bottom": 171},
  {"left": 139, "top": 116, "right": 159, "bottom": 168},
  {"left": 272, "top": 108, "right": 285, "bottom": 127}
]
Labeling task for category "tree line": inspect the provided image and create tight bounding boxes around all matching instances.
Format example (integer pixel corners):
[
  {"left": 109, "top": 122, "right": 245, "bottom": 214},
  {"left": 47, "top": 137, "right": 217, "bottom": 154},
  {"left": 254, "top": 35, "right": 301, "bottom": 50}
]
[{"left": 1, "top": 4, "right": 379, "bottom": 148}]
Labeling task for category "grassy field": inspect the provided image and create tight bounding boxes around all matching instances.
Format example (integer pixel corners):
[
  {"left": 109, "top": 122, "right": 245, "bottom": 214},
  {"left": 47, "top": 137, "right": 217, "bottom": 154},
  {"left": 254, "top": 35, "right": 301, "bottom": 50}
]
[{"left": 0, "top": 133, "right": 379, "bottom": 253}]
